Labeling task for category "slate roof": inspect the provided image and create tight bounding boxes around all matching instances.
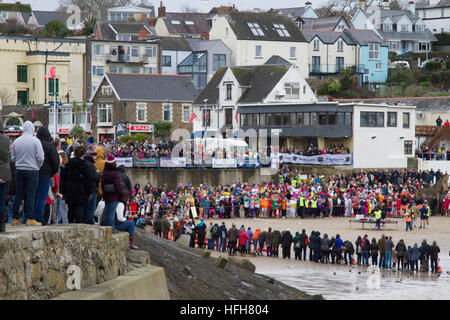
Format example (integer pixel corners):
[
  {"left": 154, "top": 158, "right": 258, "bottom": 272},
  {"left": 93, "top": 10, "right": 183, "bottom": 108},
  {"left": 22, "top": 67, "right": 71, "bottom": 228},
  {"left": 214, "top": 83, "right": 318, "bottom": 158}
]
[
  {"left": 185, "top": 38, "right": 231, "bottom": 53},
  {"left": 194, "top": 65, "right": 290, "bottom": 105},
  {"left": 417, "top": 0, "right": 450, "bottom": 9},
  {"left": 227, "top": 11, "right": 307, "bottom": 42},
  {"left": 32, "top": 10, "right": 69, "bottom": 27},
  {"left": 161, "top": 12, "right": 213, "bottom": 36},
  {"left": 160, "top": 37, "right": 191, "bottom": 51},
  {"left": 264, "top": 55, "right": 292, "bottom": 66},
  {"left": 105, "top": 73, "right": 198, "bottom": 102},
  {"left": 269, "top": 7, "right": 307, "bottom": 18},
  {"left": 302, "top": 30, "right": 355, "bottom": 44},
  {"left": 96, "top": 22, "right": 157, "bottom": 40},
  {"left": 343, "top": 29, "right": 384, "bottom": 45},
  {"left": 302, "top": 16, "right": 354, "bottom": 31},
  {"left": 377, "top": 29, "right": 437, "bottom": 41}
]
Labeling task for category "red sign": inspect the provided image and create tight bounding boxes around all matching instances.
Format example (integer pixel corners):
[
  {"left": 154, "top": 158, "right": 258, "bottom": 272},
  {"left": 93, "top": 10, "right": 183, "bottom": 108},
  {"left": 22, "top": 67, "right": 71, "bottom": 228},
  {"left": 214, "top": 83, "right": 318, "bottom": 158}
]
[
  {"left": 129, "top": 124, "right": 153, "bottom": 133},
  {"left": 58, "top": 129, "right": 70, "bottom": 134}
]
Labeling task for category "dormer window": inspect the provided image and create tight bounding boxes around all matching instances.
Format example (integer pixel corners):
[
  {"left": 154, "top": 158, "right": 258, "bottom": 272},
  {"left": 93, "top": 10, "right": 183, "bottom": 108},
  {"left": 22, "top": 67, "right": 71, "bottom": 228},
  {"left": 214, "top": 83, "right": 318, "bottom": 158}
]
[
  {"left": 171, "top": 20, "right": 180, "bottom": 24},
  {"left": 185, "top": 20, "right": 194, "bottom": 25},
  {"left": 273, "top": 23, "right": 291, "bottom": 37},
  {"left": 297, "top": 21, "right": 303, "bottom": 30},
  {"left": 313, "top": 39, "right": 320, "bottom": 51},
  {"left": 415, "top": 24, "right": 424, "bottom": 32},
  {"left": 400, "top": 24, "right": 408, "bottom": 32},
  {"left": 247, "top": 22, "right": 265, "bottom": 36},
  {"left": 383, "top": 23, "right": 392, "bottom": 31}
]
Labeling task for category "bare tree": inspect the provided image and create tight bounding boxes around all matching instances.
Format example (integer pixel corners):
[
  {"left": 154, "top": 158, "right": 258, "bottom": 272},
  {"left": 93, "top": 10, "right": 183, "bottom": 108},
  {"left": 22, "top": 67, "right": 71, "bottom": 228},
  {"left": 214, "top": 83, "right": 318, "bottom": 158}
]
[
  {"left": 180, "top": 2, "right": 199, "bottom": 13},
  {"left": 58, "top": 0, "right": 134, "bottom": 21},
  {"left": 0, "top": 88, "right": 15, "bottom": 106}
]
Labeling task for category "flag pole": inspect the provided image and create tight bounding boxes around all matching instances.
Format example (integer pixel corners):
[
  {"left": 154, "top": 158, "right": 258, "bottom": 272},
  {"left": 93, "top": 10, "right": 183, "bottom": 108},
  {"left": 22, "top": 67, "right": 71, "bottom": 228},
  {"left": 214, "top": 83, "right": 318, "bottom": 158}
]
[{"left": 53, "top": 65, "right": 57, "bottom": 139}]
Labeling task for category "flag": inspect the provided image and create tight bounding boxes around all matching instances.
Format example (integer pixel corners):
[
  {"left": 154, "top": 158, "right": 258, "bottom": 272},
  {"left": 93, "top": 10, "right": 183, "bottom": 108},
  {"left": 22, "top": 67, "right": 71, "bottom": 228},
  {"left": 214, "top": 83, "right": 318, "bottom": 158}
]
[
  {"left": 235, "top": 111, "right": 239, "bottom": 124},
  {"left": 189, "top": 112, "right": 197, "bottom": 123},
  {"left": 91, "top": 113, "right": 95, "bottom": 123},
  {"left": 44, "top": 66, "right": 56, "bottom": 80},
  {"left": 31, "top": 108, "right": 35, "bottom": 120}
]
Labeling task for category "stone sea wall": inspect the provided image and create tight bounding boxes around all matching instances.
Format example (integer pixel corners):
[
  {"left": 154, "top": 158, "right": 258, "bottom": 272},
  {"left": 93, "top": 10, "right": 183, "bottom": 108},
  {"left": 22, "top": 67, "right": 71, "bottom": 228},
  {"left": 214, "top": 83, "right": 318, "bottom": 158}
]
[{"left": 0, "top": 225, "right": 129, "bottom": 300}]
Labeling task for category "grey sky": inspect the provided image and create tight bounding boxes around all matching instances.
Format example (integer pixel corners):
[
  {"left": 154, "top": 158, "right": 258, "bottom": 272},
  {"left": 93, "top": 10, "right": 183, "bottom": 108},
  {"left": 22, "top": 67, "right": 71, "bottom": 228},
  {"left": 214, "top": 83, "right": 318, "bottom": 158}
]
[{"left": 18, "top": 0, "right": 325, "bottom": 12}]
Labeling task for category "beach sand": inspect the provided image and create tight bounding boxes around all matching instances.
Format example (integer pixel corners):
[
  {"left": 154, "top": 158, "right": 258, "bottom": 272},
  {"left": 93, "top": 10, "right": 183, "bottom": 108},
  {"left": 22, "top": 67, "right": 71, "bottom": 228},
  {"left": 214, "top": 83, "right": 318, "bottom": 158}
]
[{"left": 206, "top": 216, "right": 450, "bottom": 300}]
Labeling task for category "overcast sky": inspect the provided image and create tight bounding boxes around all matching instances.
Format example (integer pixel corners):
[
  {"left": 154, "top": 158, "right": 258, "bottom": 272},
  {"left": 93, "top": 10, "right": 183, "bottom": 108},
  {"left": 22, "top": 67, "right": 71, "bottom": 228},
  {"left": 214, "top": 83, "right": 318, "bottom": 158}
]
[{"left": 19, "top": 0, "right": 326, "bottom": 12}]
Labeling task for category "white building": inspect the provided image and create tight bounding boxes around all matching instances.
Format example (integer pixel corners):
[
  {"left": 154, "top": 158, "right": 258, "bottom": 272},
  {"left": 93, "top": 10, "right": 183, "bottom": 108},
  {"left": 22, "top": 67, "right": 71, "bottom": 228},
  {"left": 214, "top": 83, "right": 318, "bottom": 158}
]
[
  {"left": 352, "top": 103, "right": 416, "bottom": 168},
  {"left": 107, "top": 5, "right": 155, "bottom": 22},
  {"left": 416, "top": 0, "right": 450, "bottom": 33},
  {"left": 209, "top": 11, "right": 310, "bottom": 78}
]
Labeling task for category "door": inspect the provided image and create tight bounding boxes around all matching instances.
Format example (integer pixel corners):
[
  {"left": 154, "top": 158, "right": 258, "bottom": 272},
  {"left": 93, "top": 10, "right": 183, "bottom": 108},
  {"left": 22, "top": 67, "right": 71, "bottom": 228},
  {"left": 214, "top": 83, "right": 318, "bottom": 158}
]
[
  {"left": 336, "top": 57, "right": 344, "bottom": 73},
  {"left": 312, "top": 56, "right": 321, "bottom": 73}
]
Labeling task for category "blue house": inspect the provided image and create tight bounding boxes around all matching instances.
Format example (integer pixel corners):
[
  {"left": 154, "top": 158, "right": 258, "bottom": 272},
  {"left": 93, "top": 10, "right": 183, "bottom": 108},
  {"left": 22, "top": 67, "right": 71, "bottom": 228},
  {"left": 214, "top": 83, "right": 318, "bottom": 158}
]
[{"left": 344, "top": 29, "right": 388, "bottom": 89}]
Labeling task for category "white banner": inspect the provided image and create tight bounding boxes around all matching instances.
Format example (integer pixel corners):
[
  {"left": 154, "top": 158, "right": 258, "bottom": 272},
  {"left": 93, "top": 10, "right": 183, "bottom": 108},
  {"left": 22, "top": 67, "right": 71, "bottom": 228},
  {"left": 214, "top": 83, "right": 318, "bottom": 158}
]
[
  {"left": 212, "top": 158, "right": 237, "bottom": 168},
  {"left": 279, "top": 153, "right": 352, "bottom": 165},
  {"left": 160, "top": 157, "right": 187, "bottom": 168},
  {"left": 115, "top": 157, "right": 133, "bottom": 168}
]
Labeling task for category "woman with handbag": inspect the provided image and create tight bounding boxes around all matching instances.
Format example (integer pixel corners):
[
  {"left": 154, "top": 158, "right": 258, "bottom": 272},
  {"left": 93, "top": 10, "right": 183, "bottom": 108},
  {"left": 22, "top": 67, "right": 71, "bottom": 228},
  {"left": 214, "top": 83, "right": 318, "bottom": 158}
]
[{"left": 101, "top": 155, "right": 123, "bottom": 228}]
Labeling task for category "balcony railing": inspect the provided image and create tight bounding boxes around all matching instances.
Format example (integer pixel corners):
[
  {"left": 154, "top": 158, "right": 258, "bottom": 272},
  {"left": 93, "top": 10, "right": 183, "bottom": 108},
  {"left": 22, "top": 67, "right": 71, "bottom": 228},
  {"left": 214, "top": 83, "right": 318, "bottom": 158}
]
[
  {"left": 106, "top": 53, "right": 149, "bottom": 64},
  {"left": 309, "top": 64, "right": 365, "bottom": 74}
]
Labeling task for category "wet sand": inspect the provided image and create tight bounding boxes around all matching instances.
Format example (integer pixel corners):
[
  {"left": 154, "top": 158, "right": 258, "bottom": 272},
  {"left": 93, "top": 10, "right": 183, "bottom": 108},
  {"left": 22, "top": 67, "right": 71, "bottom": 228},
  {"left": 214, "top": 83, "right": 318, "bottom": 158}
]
[{"left": 207, "top": 216, "right": 450, "bottom": 300}]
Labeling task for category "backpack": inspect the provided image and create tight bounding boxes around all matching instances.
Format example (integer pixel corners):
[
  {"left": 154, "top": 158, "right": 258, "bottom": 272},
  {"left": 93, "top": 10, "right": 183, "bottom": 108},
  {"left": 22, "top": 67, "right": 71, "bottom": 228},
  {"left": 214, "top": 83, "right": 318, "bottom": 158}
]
[
  {"left": 211, "top": 225, "right": 220, "bottom": 238},
  {"left": 361, "top": 239, "right": 367, "bottom": 250}
]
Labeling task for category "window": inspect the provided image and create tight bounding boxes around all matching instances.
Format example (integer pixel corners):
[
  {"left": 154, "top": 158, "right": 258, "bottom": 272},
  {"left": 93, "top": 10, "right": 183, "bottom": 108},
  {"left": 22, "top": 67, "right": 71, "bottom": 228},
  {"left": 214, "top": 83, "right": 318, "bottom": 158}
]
[
  {"left": 1, "top": 11, "right": 8, "bottom": 19},
  {"left": 247, "top": 22, "right": 265, "bottom": 36},
  {"left": 92, "top": 65, "right": 104, "bottom": 77},
  {"left": 162, "top": 55, "right": 172, "bottom": 67},
  {"left": 297, "top": 113, "right": 303, "bottom": 125},
  {"left": 318, "top": 113, "right": 327, "bottom": 125},
  {"left": 17, "top": 91, "right": 28, "bottom": 105},
  {"left": 213, "top": 54, "right": 226, "bottom": 71},
  {"left": 313, "top": 39, "right": 320, "bottom": 51},
  {"left": 337, "top": 112, "right": 345, "bottom": 125},
  {"left": 185, "top": 20, "right": 194, "bottom": 25},
  {"left": 98, "top": 104, "right": 112, "bottom": 124},
  {"left": 117, "top": 35, "right": 131, "bottom": 41},
  {"left": 163, "top": 103, "right": 171, "bottom": 121},
  {"left": 304, "top": 112, "right": 310, "bottom": 126},
  {"left": 297, "top": 21, "right": 303, "bottom": 30},
  {"left": 143, "top": 67, "right": 155, "bottom": 74},
  {"left": 48, "top": 78, "right": 59, "bottom": 96},
  {"left": 225, "top": 108, "right": 233, "bottom": 125},
  {"left": 226, "top": 83, "right": 232, "bottom": 100},
  {"left": 442, "top": 8, "right": 445, "bottom": 17},
  {"left": 369, "top": 42, "right": 380, "bottom": 60},
  {"left": 337, "top": 40, "right": 343, "bottom": 52},
  {"left": 415, "top": 24, "right": 424, "bottom": 32},
  {"left": 328, "top": 112, "right": 337, "bottom": 125},
  {"left": 129, "top": 67, "right": 140, "bottom": 74},
  {"left": 401, "top": 24, "right": 408, "bottom": 32},
  {"left": 137, "top": 104, "right": 147, "bottom": 122},
  {"left": 336, "top": 57, "right": 344, "bottom": 72},
  {"left": 273, "top": 23, "right": 291, "bottom": 37},
  {"left": 183, "top": 105, "right": 191, "bottom": 123},
  {"left": 255, "top": 45, "right": 262, "bottom": 57},
  {"left": 202, "top": 109, "right": 211, "bottom": 127},
  {"left": 131, "top": 46, "right": 139, "bottom": 57},
  {"left": 109, "top": 66, "right": 123, "bottom": 73},
  {"left": 145, "top": 46, "right": 157, "bottom": 58},
  {"left": 403, "top": 112, "right": 410, "bottom": 128},
  {"left": 17, "top": 65, "right": 27, "bottom": 83},
  {"left": 171, "top": 20, "right": 180, "bottom": 24},
  {"left": 345, "top": 112, "right": 352, "bottom": 126},
  {"left": 284, "top": 82, "right": 300, "bottom": 98},
  {"left": 404, "top": 140, "right": 413, "bottom": 155},
  {"left": 376, "top": 62, "right": 382, "bottom": 70},
  {"left": 290, "top": 47, "right": 296, "bottom": 58},
  {"left": 387, "top": 112, "right": 397, "bottom": 127},
  {"left": 93, "top": 44, "right": 104, "bottom": 56},
  {"left": 360, "top": 112, "right": 384, "bottom": 127}
]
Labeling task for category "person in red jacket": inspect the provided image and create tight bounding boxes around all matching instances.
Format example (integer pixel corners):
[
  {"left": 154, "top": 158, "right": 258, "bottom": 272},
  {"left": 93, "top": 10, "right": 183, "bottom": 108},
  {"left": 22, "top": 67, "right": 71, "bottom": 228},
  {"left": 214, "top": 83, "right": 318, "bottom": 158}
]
[
  {"left": 43, "top": 173, "right": 59, "bottom": 225},
  {"left": 239, "top": 228, "right": 250, "bottom": 256},
  {"left": 444, "top": 119, "right": 450, "bottom": 127}
]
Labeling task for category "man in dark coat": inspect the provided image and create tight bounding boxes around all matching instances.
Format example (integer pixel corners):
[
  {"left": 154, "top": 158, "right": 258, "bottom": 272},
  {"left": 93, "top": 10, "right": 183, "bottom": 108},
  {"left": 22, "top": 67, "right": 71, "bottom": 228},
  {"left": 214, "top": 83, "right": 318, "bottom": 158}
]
[
  {"left": 430, "top": 241, "right": 440, "bottom": 274},
  {"left": 0, "top": 122, "right": 11, "bottom": 233},
  {"left": 281, "top": 230, "right": 293, "bottom": 259},
  {"left": 271, "top": 229, "right": 282, "bottom": 258},
  {"left": 298, "top": 229, "right": 308, "bottom": 260},
  {"left": 228, "top": 223, "right": 239, "bottom": 256},
  {"left": 419, "top": 239, "right": 431, "bottom": 272},
  {"left": 82, "top": 148, "right": 100, "bottom": 224}
]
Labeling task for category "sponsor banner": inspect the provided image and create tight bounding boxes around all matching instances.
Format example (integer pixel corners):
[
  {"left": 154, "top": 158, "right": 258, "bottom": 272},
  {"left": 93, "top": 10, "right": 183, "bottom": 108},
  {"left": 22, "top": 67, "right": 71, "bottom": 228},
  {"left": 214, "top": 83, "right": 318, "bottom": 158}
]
[
  {"left": 58, "top": 129, "right": 70, "bottom": 134},
  {"left": 128, "top": 124, "right": 154, "bottom": 133},
  {"left": 236, "top": 157, "right": 261, "bottom": 168},
  {"left": 134, "top": 158, "right": 158, "bottom": 167},
  {"left": 160, "top": 157, "right": 186, "bottom": 168},
  {"left": 115, "top": 157, "right": 133, "bottom": 168},
  {"left": 279, "top": 153, "right": 352, "bottom": 165},
  {"left": 212, "top": 158, "right": 237, "bottom": 168}
]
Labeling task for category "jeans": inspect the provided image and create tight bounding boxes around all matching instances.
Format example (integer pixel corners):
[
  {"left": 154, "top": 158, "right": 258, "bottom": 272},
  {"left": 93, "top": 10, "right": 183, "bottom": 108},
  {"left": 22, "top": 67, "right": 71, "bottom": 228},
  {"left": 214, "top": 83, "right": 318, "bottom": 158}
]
[
  {"left": 33, "top": 176, "right": 51, "bottom": 223},
  {"left": 103, "top": 201, "right": 118, "bottom": 228},
  {"left": 371, "top": 255, "right": 378, "bottom": 265},
  {"left": 55, "top": 198, "right": 69, "bottom": 224},
  {"left": 219, "top": 237, "right": 227, "bottom": 251},
  {"left": 12, "top": 170, "right": 39, "bottom": 221},
  {"left": 385, "top": 251, "right": 393, "bottom": 269},
  {"left": 362, "top": 250, "right": 370, "bottom": 265},
  {"left": 0, "top": 183, "right": 7, "bottom": 220},
  {"left": 83, "top": 193, "right": 97, "bottom": 224},
  {"left": 344, "top": 252, "right": 353, "bottom": 265},
  {"left": 115, "top": 220, "right": 135, "bottom": 236},
  {"left": 214, "top": 237, "right": 219, "bottom": 250},
  {"left": 379, "top": 253, "right": 385, "bottom": 268},
  {"left": 252, "top": 239, "right": 258, "bottom": 252},
  {"left": 405, "top": 221, "right": 413, "bottom": 231},
  {"left": 207, "top": 239, "right": 214, "bottom": 250},
  {"left": 300, "top": 246, "right": 307, "bottom": 260},
  {"left": 430, "top": 259, "right": 438, "bottom": 273}
]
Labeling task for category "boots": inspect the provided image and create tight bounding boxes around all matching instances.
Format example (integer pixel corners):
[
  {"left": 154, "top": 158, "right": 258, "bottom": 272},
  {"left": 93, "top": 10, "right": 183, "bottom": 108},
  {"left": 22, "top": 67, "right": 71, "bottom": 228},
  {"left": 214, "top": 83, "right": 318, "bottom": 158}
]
[
  {"left": 0, "top": 211, "right": 6, "bottom": 233},
  {"left": 129, "top": 235, "right": 139, "bottom": 250}
]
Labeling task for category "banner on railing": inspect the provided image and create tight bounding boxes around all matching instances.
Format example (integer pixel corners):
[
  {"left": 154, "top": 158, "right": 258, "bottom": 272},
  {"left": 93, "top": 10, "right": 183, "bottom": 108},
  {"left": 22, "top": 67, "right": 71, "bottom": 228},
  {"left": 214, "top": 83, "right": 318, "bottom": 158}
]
[
  {"left": 134, "top": 158, "right": 158, "bottom": 167},
  {"left": 115, "top": 157, "right": 133, "bottom": 168},
  {"left": 279, "top": 153, "right": 352, "bottom": 165},
  {"left": 212, "top": 158, "right": 237, "bottom": 168},
  {"left": 237, "top": 157, "right": 261, "bottom": 168},
  {"left": 160, "top": 157, "right": 186, "bottom": 168}
]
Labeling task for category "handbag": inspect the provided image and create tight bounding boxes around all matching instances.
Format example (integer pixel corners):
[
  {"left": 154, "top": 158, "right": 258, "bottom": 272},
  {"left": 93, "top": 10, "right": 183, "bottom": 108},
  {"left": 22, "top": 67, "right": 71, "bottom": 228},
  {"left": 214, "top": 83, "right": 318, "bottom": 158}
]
[{"left": 103, "top": 184, "right": 116, "bottom": 194}]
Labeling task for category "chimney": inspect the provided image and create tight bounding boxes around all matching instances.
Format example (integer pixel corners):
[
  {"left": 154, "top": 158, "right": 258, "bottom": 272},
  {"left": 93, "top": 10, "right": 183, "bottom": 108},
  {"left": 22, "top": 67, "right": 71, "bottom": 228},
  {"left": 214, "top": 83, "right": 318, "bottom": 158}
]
[
  {"left": 201, "top": 32, "right": 210, "bottom": 40},
  {"left": 158, "top": 1, "right": 166, "bottom": 17},
  {"left": 216, "top": 6, "right": 229, "bottom": 15},
  {"left": 382, "top": 0, "right": 389, "bottom": 10},
  {"left": 408, "top": 1, "right": 415, "bottom": 15},
  {"left": 138, "top": 27, "right": 148, "bottom": 40},
  {"left": 359, "top": 0, "right": 366, "bottom": 11},
  {"left": 305, "top": 1, "right": 312, "bottom": 8}
]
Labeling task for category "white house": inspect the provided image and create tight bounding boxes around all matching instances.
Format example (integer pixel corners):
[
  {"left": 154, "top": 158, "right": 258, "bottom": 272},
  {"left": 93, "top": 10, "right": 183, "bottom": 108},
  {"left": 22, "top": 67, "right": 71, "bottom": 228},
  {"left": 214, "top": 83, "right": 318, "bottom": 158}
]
[
  {"left": 416, "top": 0, "right": 450, "bottom": 33},
  {"left": 352, "top": 103, "right": 416, "bottom": 168},
  {"left": 209, "top": 11, "right": 310, "bottom": 78},
  {"left": 107, "top": 5, "right": 155, "bottom": 22}
]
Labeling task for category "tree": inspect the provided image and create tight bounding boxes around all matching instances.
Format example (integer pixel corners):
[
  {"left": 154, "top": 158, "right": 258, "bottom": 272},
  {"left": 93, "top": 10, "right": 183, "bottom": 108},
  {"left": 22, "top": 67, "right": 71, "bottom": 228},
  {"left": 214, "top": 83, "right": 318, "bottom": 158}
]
[
  {"left": 81, "top": 17, "right": 97, "bottom": 35},
  {"left": 0, "top": 88, "right": 15, "bottom": 106},
  {"left": 153, "top": 121, "right": 173, "bottom": 139},
  {"left": 70, "top": 124, "right": 88, "bottom": 142},
  {"left": 58, "top": 0, "right": 134, "bottom": 22},
  {"left": 42, "top": 20, "right": 71, "bottom": 37},
  {"left": 389, "top": 0, "right": 406, "bottom": 10},
  {"left": 180, "top": 2, "right": 198, "bottom": 13}
]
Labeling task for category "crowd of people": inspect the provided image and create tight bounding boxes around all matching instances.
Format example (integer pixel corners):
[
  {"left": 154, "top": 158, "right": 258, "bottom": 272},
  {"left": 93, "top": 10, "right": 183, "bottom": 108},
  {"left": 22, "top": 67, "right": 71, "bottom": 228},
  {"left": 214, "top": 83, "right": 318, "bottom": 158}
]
[
  {"left": 104, "top": 139, "right": 174, "bottom": 159},
  {"left": 159, "top": 219, "right": 442, "bottom": 274},
  {"left": 280, "top": 144, "right": 351, "bottom": 156}
]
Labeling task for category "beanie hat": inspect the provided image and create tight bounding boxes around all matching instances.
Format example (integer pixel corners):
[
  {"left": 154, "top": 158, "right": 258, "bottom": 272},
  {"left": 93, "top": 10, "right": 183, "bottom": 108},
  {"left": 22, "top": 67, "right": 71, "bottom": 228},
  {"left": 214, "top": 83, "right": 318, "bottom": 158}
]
[
  {"left": 106, "top": 154, "right": 116, "bottom": 164},
  {"left": 87, "top": 136, "right": 95, "bottom": 144}
]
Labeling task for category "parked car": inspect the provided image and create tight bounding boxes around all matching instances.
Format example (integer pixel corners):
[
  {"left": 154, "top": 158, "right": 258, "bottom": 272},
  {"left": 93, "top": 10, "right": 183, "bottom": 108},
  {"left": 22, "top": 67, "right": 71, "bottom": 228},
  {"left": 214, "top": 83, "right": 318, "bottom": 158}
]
[
  {"left": 388, "top": 60, "right": 410, "bottom": 69},
  {"left": 420, "top": 58, "right": 442, "bottom": 69}
]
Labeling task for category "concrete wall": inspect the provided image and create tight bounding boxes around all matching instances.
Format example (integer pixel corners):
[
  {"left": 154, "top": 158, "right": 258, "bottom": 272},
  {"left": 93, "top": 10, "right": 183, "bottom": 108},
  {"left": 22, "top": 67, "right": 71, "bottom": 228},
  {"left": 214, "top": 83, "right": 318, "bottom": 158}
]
[{"left": 417, "top": 158, "right": 450, "bottom": 175}]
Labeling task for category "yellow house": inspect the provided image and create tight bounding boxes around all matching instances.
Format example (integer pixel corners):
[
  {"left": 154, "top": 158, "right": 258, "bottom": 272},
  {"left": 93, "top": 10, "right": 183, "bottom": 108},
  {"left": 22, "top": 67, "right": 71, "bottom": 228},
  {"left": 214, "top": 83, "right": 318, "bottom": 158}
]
[{"left": 0, "top": 35, "right": 86, "bottom": 106}]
